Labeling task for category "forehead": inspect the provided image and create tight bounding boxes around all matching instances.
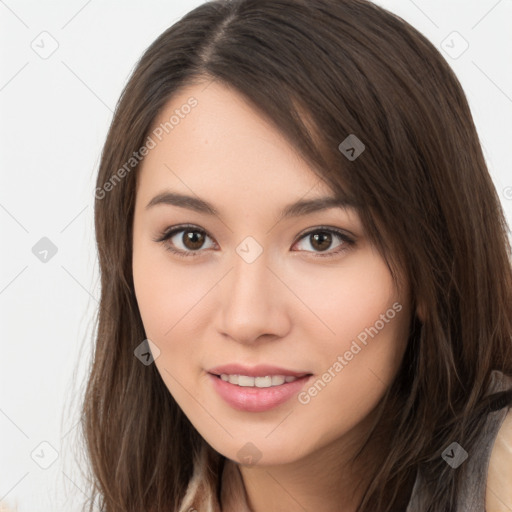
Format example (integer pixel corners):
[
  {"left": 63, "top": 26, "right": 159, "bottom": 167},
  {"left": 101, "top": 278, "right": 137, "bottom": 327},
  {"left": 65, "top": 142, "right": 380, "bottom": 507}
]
[{"left": 136, "top": 80, "right": 337, "bottom": 204}]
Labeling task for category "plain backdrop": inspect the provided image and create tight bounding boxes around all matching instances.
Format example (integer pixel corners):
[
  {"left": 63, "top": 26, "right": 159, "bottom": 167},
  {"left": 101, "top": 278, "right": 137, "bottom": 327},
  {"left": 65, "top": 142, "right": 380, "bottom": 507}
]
[{"left": 0, "top": 1, "right": 511, "bottom": 510}]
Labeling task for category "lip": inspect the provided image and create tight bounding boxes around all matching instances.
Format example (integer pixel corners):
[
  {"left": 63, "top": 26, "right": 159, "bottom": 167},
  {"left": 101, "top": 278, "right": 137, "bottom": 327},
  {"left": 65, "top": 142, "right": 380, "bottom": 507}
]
[
  {"left": 207, "top": 364, "right": 311, "bottom": 378},
  {"left": 207, "top": 370, "right": 313, "bottom": 413}
]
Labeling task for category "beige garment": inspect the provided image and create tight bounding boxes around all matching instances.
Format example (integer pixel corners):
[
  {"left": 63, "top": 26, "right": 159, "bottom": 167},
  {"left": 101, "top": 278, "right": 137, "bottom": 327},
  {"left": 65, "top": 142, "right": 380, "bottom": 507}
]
[{"left": 486, "top": 406, "right": 512, "bottom": 511}]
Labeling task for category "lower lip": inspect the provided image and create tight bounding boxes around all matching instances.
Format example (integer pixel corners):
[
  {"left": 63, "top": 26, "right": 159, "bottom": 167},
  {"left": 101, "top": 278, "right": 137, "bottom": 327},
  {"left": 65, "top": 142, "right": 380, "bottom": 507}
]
[{"left": 208, "top": 373, "right": 313, "bottom": 412}]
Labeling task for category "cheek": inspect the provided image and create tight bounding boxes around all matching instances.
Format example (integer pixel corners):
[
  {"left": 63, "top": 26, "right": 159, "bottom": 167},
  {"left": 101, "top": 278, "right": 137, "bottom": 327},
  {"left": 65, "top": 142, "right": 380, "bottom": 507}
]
[
  {"left": 293, "top": 313, "right": 408, "bottom": 456},
  {"left": 292, "top": 249, "right": 401, "bottom": 346},
  {"left": 294, "top": 252, "right": 409, "bottom": 418},
  {"left": 132, "top": 240, "right": 220, "bottom": 408},
  {"left": 132, "top": 237, "right": 212, "bottom": 341},
  {"left": 132, "top": 248, "right": 201, "bottom": 401}
]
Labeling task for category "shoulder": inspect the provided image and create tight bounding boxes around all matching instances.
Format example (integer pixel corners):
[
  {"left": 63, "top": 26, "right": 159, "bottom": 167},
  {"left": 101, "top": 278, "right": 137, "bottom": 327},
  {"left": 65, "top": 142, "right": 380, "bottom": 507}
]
[{"left": 486, "top": 405, "right": 512, "bottom": 511}]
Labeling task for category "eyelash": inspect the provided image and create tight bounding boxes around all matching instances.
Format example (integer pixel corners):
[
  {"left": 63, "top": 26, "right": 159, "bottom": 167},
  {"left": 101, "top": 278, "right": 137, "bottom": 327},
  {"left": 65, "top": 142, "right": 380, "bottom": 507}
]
[{"left": 153, "top": 224, "right": 355, "bottom": 260}]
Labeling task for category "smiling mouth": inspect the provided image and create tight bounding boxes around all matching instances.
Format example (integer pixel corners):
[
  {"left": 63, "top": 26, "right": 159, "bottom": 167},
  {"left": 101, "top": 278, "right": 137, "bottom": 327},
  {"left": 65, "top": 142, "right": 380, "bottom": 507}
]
[
  {"left": 209, "top": 373, "right": 313, "bottom": 388},
  {"left": 208, "top": 371, "right": 314, "bottom": 412}
]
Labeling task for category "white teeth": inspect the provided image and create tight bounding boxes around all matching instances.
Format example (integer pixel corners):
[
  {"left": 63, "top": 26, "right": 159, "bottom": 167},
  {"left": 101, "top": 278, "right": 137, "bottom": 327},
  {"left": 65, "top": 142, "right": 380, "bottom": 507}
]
[
  {"left": 219, "top": 374, "right": 300, "bottom": 387},
  {"left": 255, "top": 376, "right": 272, "bottom": 387},
  {"left": 271, "top": 375, "right": 285, "bottom": 386},
  {"left": 238, "top": 375, "right": 255, "bottom": 387}
]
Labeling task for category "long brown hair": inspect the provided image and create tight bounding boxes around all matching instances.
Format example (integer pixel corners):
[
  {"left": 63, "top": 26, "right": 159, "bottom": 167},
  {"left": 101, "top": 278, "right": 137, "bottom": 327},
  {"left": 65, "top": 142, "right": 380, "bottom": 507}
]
[{"left": 79, "top": 0, "right": 512, "bottom": 510}]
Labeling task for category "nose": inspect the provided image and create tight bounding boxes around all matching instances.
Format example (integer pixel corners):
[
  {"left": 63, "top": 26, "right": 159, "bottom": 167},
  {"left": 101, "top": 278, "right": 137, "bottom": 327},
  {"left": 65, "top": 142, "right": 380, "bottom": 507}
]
[{"left": 216, "top": 246, "right": 291, "bottom": 345}]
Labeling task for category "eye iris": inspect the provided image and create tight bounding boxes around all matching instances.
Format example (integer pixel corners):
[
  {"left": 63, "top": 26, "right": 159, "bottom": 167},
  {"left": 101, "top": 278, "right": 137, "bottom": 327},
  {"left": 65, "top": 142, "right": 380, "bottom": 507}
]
[
  {"left": 311, "top": 232, "right": 332, "bottom": 251},
  {"left": 183, "top": 230, "right": 205, "bottom": 250}
]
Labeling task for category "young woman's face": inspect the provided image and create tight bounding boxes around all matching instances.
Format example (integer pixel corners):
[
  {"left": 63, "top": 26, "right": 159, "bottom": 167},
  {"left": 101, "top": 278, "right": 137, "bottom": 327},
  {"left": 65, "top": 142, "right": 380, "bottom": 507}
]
[{"left": 132, "top": 80, "right": 412, "bottom": 466}]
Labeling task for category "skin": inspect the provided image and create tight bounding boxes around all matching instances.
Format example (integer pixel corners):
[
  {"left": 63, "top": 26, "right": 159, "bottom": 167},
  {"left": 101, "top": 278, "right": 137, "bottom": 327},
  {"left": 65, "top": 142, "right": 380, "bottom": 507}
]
[{"left": 132, "top": 79, "right": 413, "bottom": 511}]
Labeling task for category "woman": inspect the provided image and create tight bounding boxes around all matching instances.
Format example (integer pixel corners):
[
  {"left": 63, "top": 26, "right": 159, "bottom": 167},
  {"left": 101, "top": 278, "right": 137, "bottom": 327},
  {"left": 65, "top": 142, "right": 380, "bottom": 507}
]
[{"left": 82, "top": 0, "right": 512, "bottom": 510}]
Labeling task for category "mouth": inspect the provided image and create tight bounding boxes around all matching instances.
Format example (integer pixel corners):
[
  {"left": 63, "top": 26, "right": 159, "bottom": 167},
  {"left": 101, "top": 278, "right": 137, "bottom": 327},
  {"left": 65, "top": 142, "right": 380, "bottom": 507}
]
[{"left": 207, "top": 366, "right": 314, "bottom": 412}]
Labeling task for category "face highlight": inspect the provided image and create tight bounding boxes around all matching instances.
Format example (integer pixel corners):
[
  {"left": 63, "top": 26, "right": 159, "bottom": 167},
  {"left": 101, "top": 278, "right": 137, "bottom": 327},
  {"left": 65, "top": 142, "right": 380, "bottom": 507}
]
[{"left": 131, "top": 80, "right": 412, "bottom": 468}]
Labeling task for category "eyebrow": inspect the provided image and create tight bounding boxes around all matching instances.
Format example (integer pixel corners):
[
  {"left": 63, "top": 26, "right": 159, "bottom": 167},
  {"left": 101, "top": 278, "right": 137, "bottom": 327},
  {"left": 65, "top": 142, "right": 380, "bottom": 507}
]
[{"left": 145, "top": 191, "right": 356, "bottom": 220}]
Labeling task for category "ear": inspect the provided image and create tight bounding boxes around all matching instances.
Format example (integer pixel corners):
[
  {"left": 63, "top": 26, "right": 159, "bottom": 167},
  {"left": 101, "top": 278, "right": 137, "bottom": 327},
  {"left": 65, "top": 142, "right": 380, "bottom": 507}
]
[{"left": 416, "top": 299, "right": 426, "bottom": 323}]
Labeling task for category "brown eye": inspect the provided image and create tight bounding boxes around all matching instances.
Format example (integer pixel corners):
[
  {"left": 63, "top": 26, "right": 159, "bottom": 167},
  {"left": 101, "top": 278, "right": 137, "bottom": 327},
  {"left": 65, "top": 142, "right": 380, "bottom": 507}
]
[
  {"left": 154, "top": 225, "right": 216, "bottom": 258},
  {"left": 181, "top": 230, "right": 206, "bottom": 250},
  {"left": 294, "top": 228, "right": 353, "bottom": 257},
  {"left": 309, "top": 232, "right": 333, "bottom": 252}
]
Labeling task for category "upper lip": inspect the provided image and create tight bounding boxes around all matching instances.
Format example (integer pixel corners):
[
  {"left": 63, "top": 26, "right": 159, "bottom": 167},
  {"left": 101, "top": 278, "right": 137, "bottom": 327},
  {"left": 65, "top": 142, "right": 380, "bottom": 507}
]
[{"left": 208, "top": 364, "right": 312, "bottom": 378}]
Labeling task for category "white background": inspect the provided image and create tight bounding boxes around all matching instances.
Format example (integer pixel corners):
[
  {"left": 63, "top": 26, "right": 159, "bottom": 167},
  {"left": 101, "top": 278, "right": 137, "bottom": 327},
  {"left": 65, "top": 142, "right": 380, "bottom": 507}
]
[{"left": 0, "top": 1, "right": 511, "bottom": 511}]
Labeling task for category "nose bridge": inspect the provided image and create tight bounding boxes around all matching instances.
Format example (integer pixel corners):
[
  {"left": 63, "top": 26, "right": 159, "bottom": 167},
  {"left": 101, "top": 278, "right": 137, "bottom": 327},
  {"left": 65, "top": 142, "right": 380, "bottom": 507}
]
[
  {"left": 218, "top": 239, "right": 287, "bottom": 343},
  {"left": 227, "top": 240, "right": 273, "bottom": 312}
]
